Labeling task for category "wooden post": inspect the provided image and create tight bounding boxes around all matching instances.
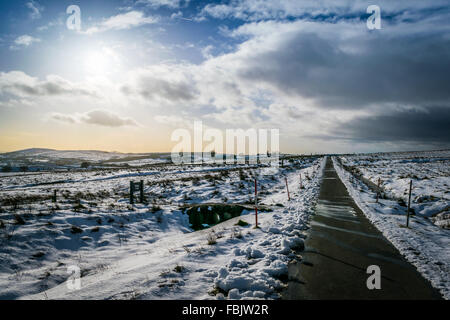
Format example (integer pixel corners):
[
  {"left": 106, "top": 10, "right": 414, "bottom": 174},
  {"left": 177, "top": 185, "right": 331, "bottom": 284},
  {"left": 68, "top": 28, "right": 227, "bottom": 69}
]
[
  {"left": 406, "top": 180, "right": 412, "bottom": 228},
  {"left": 140, "top": 180, "right": 144, "bottom": 203},
  {"left": 376, "top": 178, "right": 381, "bottom": 203},
  {"left": 254, "top": 178, "right": 258, "bottom": 228},
  {"left": 285, "top": 177, "right": 291, "bottom": 201},
  {"left": 52, "top": 190, "right": 57, "bottom": 203},
  {"left": 299, "top": 173, "right": 303, "bottom": 190},
  {"left": 130, "top": 181, "right": 134, "bottom": 204}
]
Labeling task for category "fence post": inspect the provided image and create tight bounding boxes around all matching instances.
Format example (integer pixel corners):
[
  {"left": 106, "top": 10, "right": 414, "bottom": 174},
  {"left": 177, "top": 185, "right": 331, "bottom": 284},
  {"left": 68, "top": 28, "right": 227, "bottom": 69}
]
[
  {"left": 140, "top": 180, "right": 144, "bottom": 203},
  {"left": 130, "top": 181, "right": 134, "bottom": 204},
  {"left": 52, "top": 190, "right": 57, "bottom": 203},
  {"left": 376, "top": 178, "right": 381, "bottom": 203},
  {"left": 406, "top": 180, "right": 412, "bottom": 228},
  {"left": 254, "top": 178, "right": 258, "bottom": 228},
  {"left": 299, "top": 173, "right": 303, "bottom": 190},
  {"left": 285, "top": 177, "right": 291, "bottom": 201}
]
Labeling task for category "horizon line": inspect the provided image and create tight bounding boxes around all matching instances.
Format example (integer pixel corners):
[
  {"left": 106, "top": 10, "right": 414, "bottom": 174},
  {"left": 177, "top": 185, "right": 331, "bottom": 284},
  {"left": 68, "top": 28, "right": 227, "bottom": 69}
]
[{"left": 1, "top": 147, "right": 449, "bottom": 157}]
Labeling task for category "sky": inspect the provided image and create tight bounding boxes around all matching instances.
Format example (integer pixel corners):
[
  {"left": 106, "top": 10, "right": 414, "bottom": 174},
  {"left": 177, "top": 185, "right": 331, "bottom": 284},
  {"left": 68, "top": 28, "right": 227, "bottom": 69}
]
[{"left": 0, "top": 0, "right": 449, "bottom": 154}]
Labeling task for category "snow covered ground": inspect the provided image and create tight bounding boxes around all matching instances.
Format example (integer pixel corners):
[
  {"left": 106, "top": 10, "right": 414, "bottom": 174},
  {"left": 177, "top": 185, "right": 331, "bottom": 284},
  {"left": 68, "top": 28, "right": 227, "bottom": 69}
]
[
  {"left": 339, "top": 150, "right": 450, "bottom": 229},
  {"left": 0, "top": 154, "right": 325, "bottom": 300},
  {"left": 0, "top": 148, "right": 171, "bottom": 172},
  {"left": 333, "top": 155, "right": 450, "bottom": 299}
]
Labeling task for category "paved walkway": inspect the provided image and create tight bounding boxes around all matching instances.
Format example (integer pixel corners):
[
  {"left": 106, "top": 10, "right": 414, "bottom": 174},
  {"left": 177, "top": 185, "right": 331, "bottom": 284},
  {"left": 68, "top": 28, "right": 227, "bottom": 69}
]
[{"left": 282, "top": 157, "right": 442, "bottom": 299}]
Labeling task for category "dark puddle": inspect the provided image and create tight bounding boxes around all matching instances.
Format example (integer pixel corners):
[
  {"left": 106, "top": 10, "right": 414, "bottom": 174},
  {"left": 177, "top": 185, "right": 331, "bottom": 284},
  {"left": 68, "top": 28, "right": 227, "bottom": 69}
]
[{"left": 182, "top": 203, "right": 271, "bottom": 231}]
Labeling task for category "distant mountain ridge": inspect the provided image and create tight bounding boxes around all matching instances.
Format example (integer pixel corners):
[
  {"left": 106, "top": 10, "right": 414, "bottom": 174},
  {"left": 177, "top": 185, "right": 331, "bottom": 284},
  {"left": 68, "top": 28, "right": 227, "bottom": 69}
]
[
  {"left": 0, "top": 148, "right": 173, "bottom": 171},
  {"left": 0, "top": 148, "right": 171, "bottom": 157}
]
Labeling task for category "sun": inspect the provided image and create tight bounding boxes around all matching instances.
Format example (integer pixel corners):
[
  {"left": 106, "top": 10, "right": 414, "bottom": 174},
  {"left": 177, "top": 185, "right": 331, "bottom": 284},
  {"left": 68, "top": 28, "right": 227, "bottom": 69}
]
[
  {"left": 83, "top": 51, "right": 110, "bottom": 75},
  {"left": 82, "top": 47, "right": 121, "bottom": 76}
]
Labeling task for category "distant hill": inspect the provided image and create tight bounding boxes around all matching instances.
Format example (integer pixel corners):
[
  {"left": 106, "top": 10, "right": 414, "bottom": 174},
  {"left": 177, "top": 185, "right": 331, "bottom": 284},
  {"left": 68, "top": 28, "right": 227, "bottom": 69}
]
[
  {"left": 1, "top": 148, "right": 56, "bottom": 156},
  {"left": 0, "top": 148, "right": 173, "bottom": 171},
  {"left": 0, "top": 148, "right": 124, "bottom": 160}
]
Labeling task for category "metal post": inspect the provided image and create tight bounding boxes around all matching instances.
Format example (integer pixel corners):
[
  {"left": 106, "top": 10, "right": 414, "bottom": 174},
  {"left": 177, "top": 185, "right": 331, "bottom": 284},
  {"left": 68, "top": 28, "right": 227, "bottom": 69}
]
[
  {"left": 130, "top": 181, "right": 134, "bottom": 204},
  {"left": 406, "top": 180, "right": 412, "bottom": 228},
  {"left": 299, "top": 173, "right": 302, "bottom": 190},
  {"left": 376, "top": 178, "right": 381, "bottom": 203},
  {"left": 285, "top": 177, "right": 291, "bottom": 201},
  {"left": 254, "top": 178, "right": 258, "bottom": 228},
  {"left": 140, "top": 180, "right": 144, "bottom": 203}
]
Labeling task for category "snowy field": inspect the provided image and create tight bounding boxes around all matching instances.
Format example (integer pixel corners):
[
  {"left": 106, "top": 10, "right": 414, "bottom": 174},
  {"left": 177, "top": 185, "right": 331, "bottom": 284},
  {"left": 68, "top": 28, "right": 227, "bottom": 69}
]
[
  {"left": 339, "top": 150, "right": 450, "bottom": 228},
  {"left": 0, "top": 153, "right": 325, "bottom": 300},
  {"left": 334, "top": 151, "right": 450, "bottom": 299},
  {"left": 0, "top": 148, "right": 171, "bottom": 172}
]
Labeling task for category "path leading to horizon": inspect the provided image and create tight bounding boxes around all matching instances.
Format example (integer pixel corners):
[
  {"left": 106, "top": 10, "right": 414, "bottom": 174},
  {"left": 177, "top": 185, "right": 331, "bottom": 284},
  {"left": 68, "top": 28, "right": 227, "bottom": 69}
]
[{"left": 282, "top": 157, "right": 442, "bottom": 299}]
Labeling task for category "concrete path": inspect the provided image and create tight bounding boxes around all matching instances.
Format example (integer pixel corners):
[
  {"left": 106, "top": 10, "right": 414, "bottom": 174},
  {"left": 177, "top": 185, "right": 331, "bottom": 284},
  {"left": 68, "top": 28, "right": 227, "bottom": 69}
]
[{"left": 282, "top": 157, "right": 442, "bottom": 299}]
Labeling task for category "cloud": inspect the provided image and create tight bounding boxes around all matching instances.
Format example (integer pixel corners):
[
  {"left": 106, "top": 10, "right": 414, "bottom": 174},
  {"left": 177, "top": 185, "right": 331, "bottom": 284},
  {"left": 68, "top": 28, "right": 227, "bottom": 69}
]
[
  {"left": 50, "top": 113, "right": 77, "bottom": 124},
  {"left": 199, "top": 0, "right": 450, "bottom": 22},
  {"left": 200, "top": 0, "right": 358, "bottom": 21},
  {"left": 85, "top": 11, "right": 158, "bottom": 35},
  {"left": 170, "top": 11, "right": 183, "bottom": 19},
  {"left": 121, "top": 64, "right": 197, "bottom": 103},
  {"left": 217, "top": 20, "right": 450, "bottom": 110},
  {"left": 331, "top": 106, "right": 450, "bottom": 146},
  {"left": 116, "top": 11, "right": 450, "bottom": 147},
  {"left": 201, "top": 45, "right": 214, "bottom": 59},
  {"left": 137, "top": 0, "right": 189, "bottom": 9},
  {"left": 10, "top": 35, "right": 41, "bottom": 49},
  {"left": 51, "top": 110, "right": 139, "bottom": 127},
  {"left": 81, "top": 110, "right": 139, "bottom": 127},
  {"left": 0, "top": 71, "right": 96, "bottom": 97},
  {"left": 26, "top": 1, "right": 43, "bottom": 20}
]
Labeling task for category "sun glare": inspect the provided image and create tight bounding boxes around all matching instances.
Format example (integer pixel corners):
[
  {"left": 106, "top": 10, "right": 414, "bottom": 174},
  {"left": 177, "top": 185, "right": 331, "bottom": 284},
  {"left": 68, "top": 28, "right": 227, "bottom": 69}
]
[{"left": 84, "top": 51, "right": 111, "bottom": 75}]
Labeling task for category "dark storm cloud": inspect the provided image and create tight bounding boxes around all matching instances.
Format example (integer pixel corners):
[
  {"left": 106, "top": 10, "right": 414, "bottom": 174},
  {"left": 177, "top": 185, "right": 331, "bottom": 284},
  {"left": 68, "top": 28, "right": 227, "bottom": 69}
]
[
  {"left": 332, "top": 106, "right": 450, "bottom": 145},
  {"left": 236, "top": 29, "right": 450, "bottom": 110},
  {"left": 215, "top": 2, "right": 450, "bottom": 148}
]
